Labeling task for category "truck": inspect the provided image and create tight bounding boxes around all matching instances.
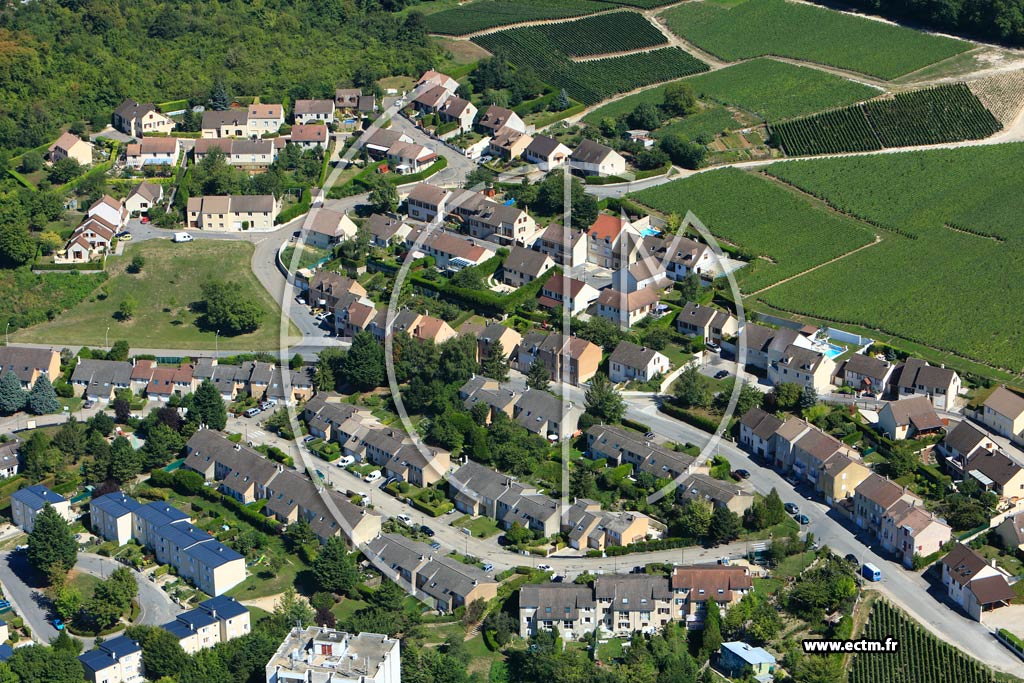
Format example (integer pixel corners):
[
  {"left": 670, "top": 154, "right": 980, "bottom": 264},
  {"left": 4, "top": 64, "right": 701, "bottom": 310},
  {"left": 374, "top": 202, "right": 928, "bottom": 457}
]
[
  {"left": 861, "top": 562, "right": 881, "bottom": 582},
  {"left": 173, "top": 232, "right": 194, "bottom": 243}
]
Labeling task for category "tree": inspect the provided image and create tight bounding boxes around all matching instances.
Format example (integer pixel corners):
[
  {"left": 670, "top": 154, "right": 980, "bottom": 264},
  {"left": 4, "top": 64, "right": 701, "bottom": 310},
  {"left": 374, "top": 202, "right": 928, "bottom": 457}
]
[
  {"left": 20, "top": 151, "right": 43, "bottom": 173},
  {"left": 503, "top": 521, "right": 533, "bottom": 546},
  {"left": 191, "top": 379, "right": 227, "bottom": 429},
  {"left": 52, "top": 418, "right": 86, "bottom": 458},
  {"left": 554, "top": 88, "right": 571, "bottom": 111},
  {"left": 663, "top": 81, "right": 697, "bottom": 117},
  {"left": 479, "top": 340, "right": 509, "bottom": 382},
  {"left": 0, "top": 222, "right": 38, "bottom": 267},
  {"left": 47, "top": 157, "right": 82, "bottom": 184},
  {"left": 0, "top": 371, "right": 27, "bottom": 414},
  {"left": 627, "top": 103, "right": 662, "bottom": 131},
  {"left": 659, "top": 135, "right": 706, "bottom": 169},
  {"left": 26, "top": 375, "right": 60, "bottom": 414},
  {"left": 675, "top": 499, "right": 712, "bottom": 539},
  {"left": 570, "top": 464, "right": 597, "bottom": 500},
  {"left": 272, "top": 587, "right": 314, "bottom": 630},
  {"left": 735, "top": 381, "right": 764, "bottom": 416},
  {"left": 585, "top": 372, "right": 625, "bottom": 423},
  {"left": 798, "top": 384, "right": 819, "bottom": 411},
  {"left": 367, "top": 175, "right": 399, "bottom": 214},
  {"left": 49, "top": 630, "right": 81, "bottom": 655},
  {"left": 124, "top": 625, "right": 189, "bottom": 681},
  {"left": 764, "top": 488, "right": 786, "bottom": 525},
  {"left": 707, "top": 506, "right": 742, "bottom": 546},
  {"left": 109, "top": 436, "right": 141, "bottom": 483},
  {"left": 674, "top": 366, "right": 709, "bottom": 408},
  {"left": 27, "top": 504, "right": 77, "bottom": 581},
  {"left": 315, "top": 347, "right": 345, "bottom": 391},
  {"left": 8, "top": 645, "right": 84, "bottom": 683},
  {"left": 311, "top": 537, "right": 359, "bottom": 596},
  {"left": 770, "top": 382, "right": 802, "bottom": 411},
  {"left": 128, "top": 254, "right": 145, "bottom": 273},
  {"left": 701, "top": 599, "right": 722, "bottom": 658},
  {"left": 53, "top": 585, "right": 82, "bottom": 621},
  {"left": 37, "top": 230, "right": 64, "bottom": 255},
  {"left": 289, "top": 353, "right": 304, "bottom": 370},
  {"left": 209, "top": 79, "right": 231, "bottom": 110},
  {"left": 113, "top": 397, "right": 132, "bottom": 423},
  {"left": 340, "top": 331, "right": 385, "bottom": 390},
  {"left": 526, "top": 358, "right": 550, "bottom": 391},
  {"left": 118, "top": 297, "right": 136, "bottom": 321},
  {"left": 635, "top": 147, "right": 669, "bottom": 171},
  {"left": 107, "top": 340, "right": 130, "bottom": 362},
  {"left": 200, "top": 280, "right": 264, "bottom": 335},
  {"left": 285, "top": 519, "right": 316, "bottom": 551}
]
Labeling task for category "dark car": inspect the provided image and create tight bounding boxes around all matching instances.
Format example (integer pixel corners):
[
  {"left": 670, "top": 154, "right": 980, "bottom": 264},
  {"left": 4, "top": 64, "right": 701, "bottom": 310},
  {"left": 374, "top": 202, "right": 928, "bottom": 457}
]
[
  {"left": 420, "top": 525, "right": 435, "bottom": 537},
  {"left": 714, "top": 369, "right": 730, "bottom": 379},
  {"left": 844, "top": 553, "right": 858, "bottom": 565},
  {"left": 784, "top": 502, "right": 800, "bottom": 515},
  {"left": 734, "top": 469, "right": 751, "bottom": 479},
  {"left": 430, "top": 541, "right": 441, "bottom": 550},
  {"left": 795, "top": 513, "right": 810, "bottom": 525}
]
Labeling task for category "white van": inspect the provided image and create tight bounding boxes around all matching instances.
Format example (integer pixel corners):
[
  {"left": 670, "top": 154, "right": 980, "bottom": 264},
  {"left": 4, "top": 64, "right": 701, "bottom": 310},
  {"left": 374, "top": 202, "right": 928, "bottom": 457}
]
[{"left": 173, "top": 232, "right": 194, "bottom": 243}]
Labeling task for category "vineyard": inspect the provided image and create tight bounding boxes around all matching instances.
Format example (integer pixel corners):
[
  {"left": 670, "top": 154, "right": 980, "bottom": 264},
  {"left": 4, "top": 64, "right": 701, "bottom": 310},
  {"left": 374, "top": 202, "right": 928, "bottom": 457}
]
[
  {"left": 424, "top": 0, "right": 611, "bottom": 36},
  {"left": 534, "top": 11, "right": 667, "bottom": 56},
  {"left": 629, "top": 168, "right": 876, "bottom": 292},
  {"left": 760, "top": 144, "right": 1024, "bottom": 370},
  {"left": 770, "top": 84, "right": 1000, "bottom": 155},
  {"left": 968, "top": 71, "right": 1024, "bottom": 125},
  {"left": 473, "top": 28, "right": 708, "bottom": 105},
  {"left": 659, "top": 0, "right": 971, "bottom": 80},
  {"left": 850, "top": 600, "right": 997, "bottom": 683}
]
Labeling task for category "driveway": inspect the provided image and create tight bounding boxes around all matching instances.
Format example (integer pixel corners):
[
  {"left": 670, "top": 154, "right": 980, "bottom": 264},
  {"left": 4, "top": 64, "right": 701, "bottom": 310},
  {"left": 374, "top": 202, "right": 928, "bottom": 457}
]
[{"left": 0, "top": 551, "right": 180, "bottom": 645}]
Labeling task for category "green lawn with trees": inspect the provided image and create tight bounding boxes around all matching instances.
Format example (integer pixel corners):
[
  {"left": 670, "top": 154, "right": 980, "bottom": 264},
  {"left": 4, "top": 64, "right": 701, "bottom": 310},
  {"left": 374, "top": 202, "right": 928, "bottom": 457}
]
[{"left": 13, "top": 240, "right": 295, "bottom": 350}]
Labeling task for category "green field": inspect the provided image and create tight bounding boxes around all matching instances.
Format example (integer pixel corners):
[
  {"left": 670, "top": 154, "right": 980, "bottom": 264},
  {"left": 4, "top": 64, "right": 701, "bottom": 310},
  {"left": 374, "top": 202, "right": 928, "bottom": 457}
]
[
  {"left": 533, "top": 11, "right": 666, "bottom": 56},
  {"left": 630, "top": 168, "right": 876, "bottom": 291},
  {"left": 760, "top": 143, "right": 1024, "bottom": 370},
  {"left": 659, "top": 0, "right": 971, "bottom": 80},
  {"left": 652, "top": 103, "right": 743, "bottom": 141},
  {"left": 687, "top": 58, "right": 879, "bottom": 121},
  {"left": 771, "top": 83, "right": 1001, "bottom": 155},
  {"left": 13, "top": 240, "right": 295, "bottom": 351},
  {"left": 425, "top": 0, "right": 611, "bottom": 35},
  {"left": 0, "top": 269, "right": 107, "bottom": 335}
]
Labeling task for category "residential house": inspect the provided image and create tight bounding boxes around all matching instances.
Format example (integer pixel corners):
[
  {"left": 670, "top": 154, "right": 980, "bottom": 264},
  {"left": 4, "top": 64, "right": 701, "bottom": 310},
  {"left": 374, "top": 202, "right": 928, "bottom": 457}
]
[
  {"left": 335, "top": 88, "right": 363, "bottom": 111},
  {"left": 373, "top": 309, "right": 457, "bottom": 346},
  {"left": 57, "top": 217, "right": 115, "bottom": 264},
  {"left": 0, "top": 345, "right": 60, "bottom": 389},
  {"left": 362, "top": 128, "right": 415, "bottom": 158},
  {"left": 201, "top": 110, "right": 250, "bottom": 138},
  {"left": 513, "top": 389, "right": 582, "bottom": 440},
  {"left": 853, "top": 473, "right": 917, "bottom": 536},
  {"left": 671, "top": 565, "right": 754, "bottom": 629},
  {"left": 412, "top": 85, "right": 452, "bottom": 114},
  {"left": 305, "top": 209, "right": 358, "bottom": 249},
  {"left": 677, "top": 473, "right": 753, "bottom": 515},
  {"left": 265, "top": 627, "right": 401, "bottom": 683},
  {"left": 880, "top": 500, "right": 951, "bottom": 568},
  {"left": 738, "top": 323, "right": 802, "bottom": 372},
  {"left": 608, "top": 341, "right": 669, "bottom": 384},
  {"left": 463, "top": 201, "right": 538, "bottom": 247},
  {"left": 587, "top": 213, "right": 636, "bottom": 268},
  {"left": 417, "top": 70, "right": 460, "bottom": 95},
  {"left": 113, "top": 99, "right": 174, "bottom": 136},
  {"left": 477, "top": 105, "right": 526, "bottom": 136},
  {"left": 819, "top": 453, "right": 872, "bottom": 506},
  {"left": 718, "top": 642, "right": 776, "bottom": 681},
  {"left": 877, "top": 396, "right": 944, "bottom": 440},
  {"left": 562, "top": 499, "right": 651, "bottom": 550},
  {"left": 307, "top": 272, "right": 366, "bottom": 311},
  {"left": 501, "top": 246, "right": 554, "bottom": 287},
  {"left": 294, "top": 99, "right": 336, "bottom": 125},
  {"left": 125, "top": 136, "right": 180, "bottom": 168},
  {"left": 186, "top": 195, "right": 281, "bottom": 231},
  {"left": 488, "top": 128, "right": 533, "bottom": 160},
  {"left": 994, "top": 512, "right": 1024, "bottom": 553},
  {"left": 448, "top": 462, "right": 560, "bottom": 537},
  {"left": 459, "top": 376, "right": 518, "bottom": 423},
  {"left": 519, "top": 584, "right": 598, "bottom": 640},
  {"left": 676, "top": 302, "right": 738, "bottom": 344},
  {"left": 290, "top": 123, "right": 330, "bottom": 150},
  {"left": 386, "top": 142, "right": 437, "bottom": 174},
  {"left": 768, "top": 344, "right": 836, "bottom": 393},
  {"left": 532, "top": 223, "right": 587, "bottom": 267},
  {"left": 937, "top": 420, "right": 999, "bottom": 478},
  {"left": 516, "top": 332, "right": 602, "bottom": 386},
  {"left": 90, "top": 492, "right": 143, "bottom": 546},
  {"left": 193, "top": 138, "right": 279, "bottom": 169},
  {"left": 941, "top": 543, "right": 1014, "bottom": 621},
  {"left": 247, "top": 103, "right": 286, "bottom": 135},
  {"left": 365, "top": 534, "right": 497, "bottom": 613},
  {"left": 980, "top": 386, "right": 1024, "bottom": 444},
  {"left": 70, "top": 358, "right": 133, "bottom": 400},
  {"left": 360, "top": 427, "right": 451, "bottom": 487},
  {"left": 840, "top": 353, "right": 894, "bottom": 395},
  {"left": 365, "top": 213, "right": 411, "bottom": 248},
  {"left": 438, "top": 97, "right": 477, "bottom": 133},
  {"left": 79, "top": 636, "right": 144, "bottom": 683},
  {"left": 404, "top": 229, "right": 490, "bottom": 270},
  {"left": 592, "top": 575, "right": 675, "bottom": 636},
  {"left": 662, "top": 234, "right": 717, "bottom": 282},
  {"left": 537, "top": 275, "right": 599, "bottom": 313},
  {"left": 11, "top": 484, "right": 72, "bottom": 532},
  {"left": 405, "top": 183, "right": 450, "bottom": 222},
  {"left": 620, "top": 256, "right": 670, "bottom": 293},
  {"left": 962, "top": 449, "right": 1024, "bottom": 502},
  {"left": 738, "top": 408, "right": 784, "bottom": 459},
  {"left": 892, "top": 358, "right": 961, "bottom": 410},
  {"left": 0, "top": 441, "right": 19, "bottom": 479},
  {"left": 586, "top": 424, "right": 695, "bottom": 482},
  {"left": 163, "top": 595, "right": 250, "bottom": 654},
  {"left": 595, "top": 287, "right": 661, "bottom": 330},
  {"left": 124, "top": 182, "right": 163, "bottom": 215},
  {"left": 524, "top": 135, "right": 572, "bottom": 171},
  {"left": 48, "top": 132, "right": 92, "bottom": 166},
  {"left": 88, "top": 194, "right": 129, "bottom": 230},
  {"left": 301, "top": 394, "right": 364, "bottom": 442},
  {"left": 570, "top": 139, "right": 627, "bottom": 177},
  {"left": 477, "top": 322, "right": 522, "bottom": 365}
]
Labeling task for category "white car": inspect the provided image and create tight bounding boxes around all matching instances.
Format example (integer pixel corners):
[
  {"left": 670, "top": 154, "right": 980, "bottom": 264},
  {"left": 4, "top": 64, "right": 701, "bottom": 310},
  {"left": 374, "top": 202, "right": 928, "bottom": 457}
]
[
  {"left": 537, "top": 564, "right": 552, "bottom": 571},
  {"left": 397, "top": 514, "right": 412, "bottom": 525},
  {"left": 363, "top": 470, "right": 382, "bottom": 483},
  {"left": 337, "top": 455, "right": 355, "bottom": 467}
]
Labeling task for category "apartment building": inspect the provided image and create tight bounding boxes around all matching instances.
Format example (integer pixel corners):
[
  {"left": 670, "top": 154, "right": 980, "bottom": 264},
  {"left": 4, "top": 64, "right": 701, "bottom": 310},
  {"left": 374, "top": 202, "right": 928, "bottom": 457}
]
[
  {"left": 266, "top": 627, "right": 400, "bottom": 683},
  {"left": 187, "top": 194, "right": 281, "bottom": 231},
  {"left": 11, "top": 484, "right": 72, "bottom": 532},
  {"left": 162, "top": 595, "right": 251, "bottom": 654},
  {"left": 79, "top": 636, "right": 144, "bottom": 683}
]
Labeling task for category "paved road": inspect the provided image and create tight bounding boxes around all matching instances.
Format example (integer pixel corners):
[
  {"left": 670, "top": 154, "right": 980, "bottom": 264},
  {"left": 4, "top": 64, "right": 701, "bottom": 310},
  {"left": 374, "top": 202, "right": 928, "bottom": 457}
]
[{"left": 0, "top": 551, "right": 180, "bottom": 645}]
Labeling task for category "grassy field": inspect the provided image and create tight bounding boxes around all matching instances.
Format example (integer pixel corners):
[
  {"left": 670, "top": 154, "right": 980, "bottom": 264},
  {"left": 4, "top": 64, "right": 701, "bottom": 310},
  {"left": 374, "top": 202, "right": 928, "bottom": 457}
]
[
  {"left": 687, "top": 58, "right": 880, "bottom": 122},
  {"left": 759, "top": 143, "right": 1024, "bottom": 370},
  {"left": 13, "top": 240, "right": 295, "bottom": 351},
  {"left": 659, "top": 0, "right": 971, "bottom": 80},
  {"left": 1, "top": 269, "right": 107, "bottom": 336},
  {"left": 629, "top": 168, "right": 876, "bottom": 291}
]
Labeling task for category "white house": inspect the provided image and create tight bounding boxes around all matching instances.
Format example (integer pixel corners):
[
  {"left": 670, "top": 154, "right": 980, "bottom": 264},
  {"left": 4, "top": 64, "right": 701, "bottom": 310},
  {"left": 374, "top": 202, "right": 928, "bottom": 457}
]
[
  {"left": 608, "top": 341, "right": 670, "bottom": 384},
  {"left": 524, "top": 135, "right": 572, "bottom": 171},
  {"left": 570, "top": 139, "right": 627, "bottom": 177},
  {"left": 294, "top": 99, "right": 336, "bottom": 124},
  {"left": 11, "top": 484, "right": 72, "bottom": 532},
  {"left": 124, "top": 182, "right": 163, "bottom": 216},
  {"left": 79, "top": 636, "right": 144, "bottom": 683},
  {"left": 88, "top": 194, "right": 129, "bottom": 230},
  {"left": 125, "top": 136, "right": 181, "bottom": 168}
]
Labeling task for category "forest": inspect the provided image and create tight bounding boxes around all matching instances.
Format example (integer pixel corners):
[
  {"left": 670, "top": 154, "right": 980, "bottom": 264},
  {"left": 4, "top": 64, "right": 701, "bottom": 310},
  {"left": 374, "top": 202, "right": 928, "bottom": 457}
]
[
  {"left": 813, "top": 0, "right": 1024, "bottom": 45},
  {"left": 0, "top": 0, "right": 438, "bottom": 154}
]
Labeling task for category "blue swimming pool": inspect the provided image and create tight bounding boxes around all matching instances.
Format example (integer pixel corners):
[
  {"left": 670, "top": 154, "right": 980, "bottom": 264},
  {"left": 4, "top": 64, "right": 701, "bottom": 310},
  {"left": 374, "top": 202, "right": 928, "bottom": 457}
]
[
  {"left": 640, "top": 227, "right": 661, "bottom": 237},
  {"left": 823, "top": 344, "right": 844, "bottom": 360}
]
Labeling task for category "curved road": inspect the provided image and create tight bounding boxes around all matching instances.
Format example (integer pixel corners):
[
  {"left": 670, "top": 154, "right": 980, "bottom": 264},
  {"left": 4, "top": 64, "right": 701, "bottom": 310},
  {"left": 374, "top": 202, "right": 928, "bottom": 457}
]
[{"left": 0, "top": 551, "right": 180, "bottom": 645}]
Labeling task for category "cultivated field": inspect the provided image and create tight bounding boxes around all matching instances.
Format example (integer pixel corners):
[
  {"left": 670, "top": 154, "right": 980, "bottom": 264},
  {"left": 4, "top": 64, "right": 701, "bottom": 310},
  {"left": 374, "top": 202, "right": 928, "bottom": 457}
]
[
  {"left": 687, "top": 58, "right": 879, "bottom": 121},
  {"left": 13, "top": 240, "right": 293, "bottom": 350},
  {"left": 534, "top": 11, "right": 667, "bottom": 56},
  {"left": 659, "top": 0, "right": 972, "bottom": 80},
  {"left": 629, "top": 168, "right": 876, "bottom": 292},
  {"left": 771, "top": 84, "right": 1000, "bottom": 155},
  {"left": 967, "top": 70, "right": 1024, "bottom": 125},
  {"left": 762, "top": 143, "right": 1024, "bottom": 369},
  {"left": 851, "top": 600, "right": 997, "bottom": 683},
  {"left": 473, "top": 27, "right": 708, "bottom": 105},
  {"left": 425, "top": 0, "right": 611, "bottom": 36}
]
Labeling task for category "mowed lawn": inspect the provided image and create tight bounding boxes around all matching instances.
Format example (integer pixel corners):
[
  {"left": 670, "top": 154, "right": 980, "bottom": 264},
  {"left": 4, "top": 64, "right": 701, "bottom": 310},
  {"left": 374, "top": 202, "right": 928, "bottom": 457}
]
[
  {"left": 15, "top": 240, "right": 294, "bottom": 350},
  {"left": 660, "top": 0, "right": 971, "bottom": 80}
]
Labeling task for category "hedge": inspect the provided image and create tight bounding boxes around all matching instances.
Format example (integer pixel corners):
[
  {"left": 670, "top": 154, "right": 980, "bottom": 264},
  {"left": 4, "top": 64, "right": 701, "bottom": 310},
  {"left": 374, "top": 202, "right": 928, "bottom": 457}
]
[
  {"left": 388, "top": 156, "right": 447, "bottom": 186},
  {"left": 658, "top": 401, "right": 724, "bottom": 433},
  {"left": 528, "top": 102, "right": 586, "bottom": 128},
  {"left": 157, "top": 99, "right": 189, "bottom": 113},
  {"left": 620, "top": 418, "right": 651, "bottom": 434},
  {"left": 6, "top": 168, "right": 36, "bottom": 190},
  {"left": 586, "top": 537, "right": 696, "bottom": 557},
  {"left": 585, "top": 174, "right": 631, "bottom": 185},
  {"left": 411, "top": 497, "right": 454, "bottom": 517},
  {"left": 435, "top": 121, "right": 459, "bottom": 136},
  {"left": 33, "top": 261, "right": 104, "bottom": 271},
  {"left": 635, "top": 163, "right": 672, "bottom": 180},
  {"left": 275, "top": 187, "right": 311, "bottom": 225},
  {"left": 410, "top": 265, "right": 560, "bottom": 317}
]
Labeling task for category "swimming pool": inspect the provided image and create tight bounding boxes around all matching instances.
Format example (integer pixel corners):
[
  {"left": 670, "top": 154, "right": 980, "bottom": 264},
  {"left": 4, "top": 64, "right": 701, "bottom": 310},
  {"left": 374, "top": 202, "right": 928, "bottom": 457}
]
[
  {"left": 822, "top": 344, "right": 844, "bottom": 360},
  {"left": 640, "top": 227, "right": 661, "bottom": 237}
]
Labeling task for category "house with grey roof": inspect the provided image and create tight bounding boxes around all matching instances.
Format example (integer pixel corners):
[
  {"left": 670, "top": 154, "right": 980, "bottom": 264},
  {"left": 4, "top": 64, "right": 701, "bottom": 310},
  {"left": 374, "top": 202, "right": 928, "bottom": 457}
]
[
  {"left": 365, "top": 213, "right": 411, "bottom": 248},
  {"left": 459, "top": 375, "right": 519, "bottom": 423},
  {"left": 501, "top": 246, "right": 554, "bottom": 287},
  {"left": 570, "top": 139, "right": 626, "bottom": 177},
  {"left": 524, "top": 135, "right": 572, "bottom": 171},
  {"left": 840, "top": 353, "right": 893, "bottom": 395},
  {"left": 676, "top": 302, "right": 737, "bottom": 344},
  {"left": 0, "top": 346, "right": 60, "bottom": 389},
  {"left": 877, "top": 396, "right": 943, "bottom": 440},
  {"left": 70, "top": 358, "right": 133, "bottom": 400},
  {"left": 562, "top": 499, "right": 652, "bottom": 551},
  {"left": 608, "top": 341, "right": 670, "bottom": 384},
  {"left": 893, "top": 357, "right": 961, "bottom": 410},
  {"left": 677, "top": 473, "right": 753, "bottom": 516},
  {"left": 512, "top": 389, "right": 582, "bottom": 440},
  {"left": 448, "top": 461, "right": 561, "bottom": 537},
  {"left": 586, "top": 424, "right": 694, "bottom": 482},
  {"left": 768, "top": 344, "right": 836, "bottom": 393},
  {"left": 738, "top": 407, "right": 784, "bottom": 458},
  {"left": 519, "top": 583, "right": 597, "bottom": 640}
]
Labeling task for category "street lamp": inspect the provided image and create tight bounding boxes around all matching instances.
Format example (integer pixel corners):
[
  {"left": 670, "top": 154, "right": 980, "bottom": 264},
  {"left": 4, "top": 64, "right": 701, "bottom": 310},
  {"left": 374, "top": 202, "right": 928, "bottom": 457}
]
[
  {"left": 215, "top": 330, "right": 219, "bottom": 357},
  {"left": 105, "top": 326, "right": 110, "bottom": 349},
  {"left": 4, "top": 322, "right": 8, "bottom": 346}
]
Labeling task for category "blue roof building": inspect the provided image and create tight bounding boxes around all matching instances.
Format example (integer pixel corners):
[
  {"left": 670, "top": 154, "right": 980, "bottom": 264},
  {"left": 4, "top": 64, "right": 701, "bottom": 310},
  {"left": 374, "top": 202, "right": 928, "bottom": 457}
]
[
  {"left": 719, "top": 641, "right": 776, "bottom": 682},
  {"left": 11, "top": 484, "right": 70, "bottom": 532},
  {"left": 79, "top": 635, "right": 144, "bottom": 683},
  {"left": 161, "top": 594, "right": 251, "bottom": 653},
  {"left": 90, "top": 492, "right": 142, "bottom": 545}
]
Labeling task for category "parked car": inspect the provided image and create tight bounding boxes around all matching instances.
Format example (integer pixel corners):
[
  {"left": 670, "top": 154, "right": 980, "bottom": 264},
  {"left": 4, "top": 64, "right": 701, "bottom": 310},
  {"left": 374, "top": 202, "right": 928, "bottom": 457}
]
[
  {"left": 259, "top": 401, "right": 274, "bottom": 411},
  {"left": 714, "top": 369, "right": 730, "bottom": 379},
  {"left": 420, "top": 525, "right": 435, "bottom": 537},
  {"left": 172, "top": 232, "right": 193, "bottom": 243},
  {"left": 706, "top": 341, "right": 721, "bottom": 352},
  {"left": 734, "top": 469, "right": 751, "bottom": 479},
  {"left": 397, "top": 514, "right": 412, "bottom": 525},
  {"left": 551, "top": 574, "right": 564, "bottom": 583},
  {"left": 482, "top": 563, "right": 494, "bottom": 572},
  {"left": 302, "top": 435, "right": 316, "bottom": 443},
  {"left": 244, "top": 407, "right": 262, "bottom": 418},
  {"left": 315, "top": 312, "right": 328, "bottom": 322},
  {"left": 795, "top": 513, "right": 810, "bottom": 525},
  {"left": 337, "top": 455, "right": 355, "bottom": 467},
  {"left": 83, "top": 399, "right": 96, "bottom": 410},
  {"left": 53, "top": 618, "right": 64, "bottom": 631},
  {"left": 430, "top": 541, "right": 441, "bottom": 550},
  {"left": 115, "top": 231, "right": 132, "bottom": 240},
  {"left": 537, "top": 563, "right": 552, "bottom": 571},
  {"left": 784, "top": 502, "right": 800, "bottom": 515},
  {"left": 844, "top": 553, "right": 859, "bottom": 565},
  {"left": 363, "top": 470, "right": 381, "bottom": 483}
]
